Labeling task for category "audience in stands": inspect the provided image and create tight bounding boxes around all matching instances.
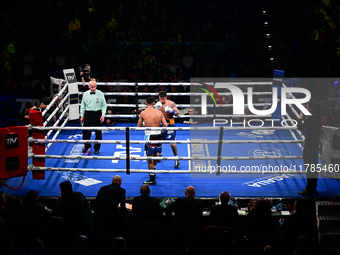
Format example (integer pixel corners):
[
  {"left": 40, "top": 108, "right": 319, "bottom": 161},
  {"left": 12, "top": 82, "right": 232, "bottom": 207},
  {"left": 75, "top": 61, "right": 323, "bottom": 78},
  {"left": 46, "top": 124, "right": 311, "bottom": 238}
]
[{"left": 0, "top": 185, "right": 324, "bottom": 253}]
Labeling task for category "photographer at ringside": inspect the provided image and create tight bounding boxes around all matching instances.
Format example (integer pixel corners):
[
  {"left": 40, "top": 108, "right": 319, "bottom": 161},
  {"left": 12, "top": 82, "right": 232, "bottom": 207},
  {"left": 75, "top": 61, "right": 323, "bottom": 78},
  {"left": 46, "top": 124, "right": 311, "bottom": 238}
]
[{"left": 78, "top": 64, "right": 96, "bottom": 91}]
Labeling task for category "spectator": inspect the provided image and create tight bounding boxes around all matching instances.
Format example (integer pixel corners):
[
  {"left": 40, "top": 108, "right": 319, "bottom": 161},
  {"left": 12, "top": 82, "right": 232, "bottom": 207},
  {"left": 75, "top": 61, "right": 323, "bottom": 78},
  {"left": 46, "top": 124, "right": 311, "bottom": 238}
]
[
  {"left": 282, "top": 200, "right": 318, "bottom": 253},
  {"left": 0, "top": 191, "right": 11, "bottom": 224},
  {"left": 144, "top": 53, "right": 157, "bottom": 72},
  {"left": 112, "top": 236, "right": 127, "bottom": 252},
  {"left": 165, "top": 186, "right": 203, "bottom": 225},
  {"left": 165, "top": 186, "right": 203, "bottom": 251},
  {"left": 105, "top": 109, "right": 116, "bottom": 126},
  {"left": 19, "top": 102, "right": 34, "bottom": 126},
  {"left": 51, "top": 181, "right": 94, "bottom": 246},
  {"left": 209, "top": 191, "right": 241, "bottom": 234},
  {"left": 68, "top": 16, "right": 81, "bottom": 41},
  {"left": 94, "top": 175, "right": 127, "bottom": 238},
  {"left": 23, "top": 49, "right": 35, "bottom": 64},
  {"left": 182, "top": 108, "right": 198, "bottom": 125},
  {"left": 51, "top": 63, "right": 63, "bottom": 78},
  {"left": 131, "top": 184, "right": 163, "bottom": 249},
  {"left": 116, "top": 89, "right": 134, "bottom": 114},
  {"left": 169, "top": 60, "right": 182, "bottom": 77},
  {"left": 132, "top": 184, "right": 163, "bottom": 229},
  {"left": 244, "top": 200, "right": 281, "bottom": 252},
  {"left": 17, "top": 190, "right": 50, "bottom": 249},
  {"left": 182, "top": 51, "right": 193, "bottom": 77}
]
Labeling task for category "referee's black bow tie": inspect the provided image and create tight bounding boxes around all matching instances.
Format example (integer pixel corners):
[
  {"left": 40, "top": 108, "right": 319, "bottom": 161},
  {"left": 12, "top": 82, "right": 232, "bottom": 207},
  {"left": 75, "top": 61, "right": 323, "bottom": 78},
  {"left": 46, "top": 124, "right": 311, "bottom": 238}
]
[{"left": 90, "top": 92, "right": 95, "bottom": 95}]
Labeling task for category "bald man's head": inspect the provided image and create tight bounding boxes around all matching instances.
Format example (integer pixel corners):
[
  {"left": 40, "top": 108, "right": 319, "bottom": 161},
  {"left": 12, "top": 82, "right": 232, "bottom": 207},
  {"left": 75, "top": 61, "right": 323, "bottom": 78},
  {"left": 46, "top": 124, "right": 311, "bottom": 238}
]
[
  {"left": 185, "top": 186, "right": 195, "bottom": 197},
  {"left": 88, "top": 80, "right": 97, "bottom": 93},
  {"left": 140, "top": 184, "right": 151, "bottom": 195},
  {"left": 112, "top": 175, "right": 122, "bottom": 186}
]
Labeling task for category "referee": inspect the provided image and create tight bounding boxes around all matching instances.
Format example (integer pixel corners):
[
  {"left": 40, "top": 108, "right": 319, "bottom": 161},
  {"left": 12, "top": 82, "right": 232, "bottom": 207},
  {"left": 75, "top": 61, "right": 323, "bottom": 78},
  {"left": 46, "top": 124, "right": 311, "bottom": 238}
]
[{"left": 80, "top": 80, "right": 107, "bottom": 154}]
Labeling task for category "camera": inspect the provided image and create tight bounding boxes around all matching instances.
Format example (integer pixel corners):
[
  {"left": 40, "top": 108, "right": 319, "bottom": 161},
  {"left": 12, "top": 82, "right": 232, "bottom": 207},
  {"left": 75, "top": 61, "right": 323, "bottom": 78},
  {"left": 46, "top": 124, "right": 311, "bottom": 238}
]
[{"left": 79, "top": 65, "right": 90, "bottom": 75}]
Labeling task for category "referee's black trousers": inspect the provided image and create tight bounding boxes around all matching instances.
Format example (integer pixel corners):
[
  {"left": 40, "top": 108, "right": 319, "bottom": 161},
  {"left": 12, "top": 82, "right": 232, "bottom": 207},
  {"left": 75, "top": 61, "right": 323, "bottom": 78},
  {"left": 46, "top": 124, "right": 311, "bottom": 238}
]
[
  {"left": 83, "top": 110, "right": 102, "bottom": 150},
  {"left": 303, "top": 150, "right": 319, "bottom": 191}
]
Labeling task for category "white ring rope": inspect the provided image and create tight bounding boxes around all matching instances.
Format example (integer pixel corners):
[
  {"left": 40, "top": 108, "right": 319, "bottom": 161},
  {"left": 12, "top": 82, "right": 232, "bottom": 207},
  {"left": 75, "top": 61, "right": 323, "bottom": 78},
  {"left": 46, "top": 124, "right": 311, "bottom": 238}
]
[
  {"left": 45, "top": 105, "right": 69, "bottom": 139},
  {"left": 76, "top": 82, "right": 273, "bottom": 87},
  {"left": 46, "top": 116, "right": 70, "bottom": 152},
  {"left": 79, "top": 92, "right": 273, "bottom": 96},
  {"left": 29, "top": 166, "right": 305, "bottom": 174},
  {"left": 42, "top": 83, "right": 68, "bottom": 117},
  {"left": 30, "top": 138, "right": 304, "bottom": 145},
  {"left": 281, "top": 115, "right": 303, "bottom": 151},
  {"left": 32, "top": 154, "right": 302, "bottom": 161},
  {"left": 29, "top": 126, "right": 298, "bottom": 131},
  {"left": 109, "top": 103, "right": 274, "bottom": 108},
  {"left": 43, "top": 93, "right": 69, "bottom": 126},
  {"left": 78, "top": 82, "right": 136, "bottom": 86},
  {"left": 104, "top": 114, "right": 272, "bottom": 118}
]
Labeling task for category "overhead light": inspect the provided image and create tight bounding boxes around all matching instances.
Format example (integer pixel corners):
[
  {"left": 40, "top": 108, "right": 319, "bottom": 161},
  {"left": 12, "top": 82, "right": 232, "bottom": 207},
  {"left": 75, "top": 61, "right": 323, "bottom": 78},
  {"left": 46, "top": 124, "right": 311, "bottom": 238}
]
[
  {"left": 263, "top": 10, "right": 266, "bottom": 14},
  {"left": 266, "top": 34, "right": 270, "bottom": 38},
  {"left": 264, "top": 22, "right": 268, "bottom": 25},
  {"left": 270, "top": 58, "right": 274, "bottom": 60}
]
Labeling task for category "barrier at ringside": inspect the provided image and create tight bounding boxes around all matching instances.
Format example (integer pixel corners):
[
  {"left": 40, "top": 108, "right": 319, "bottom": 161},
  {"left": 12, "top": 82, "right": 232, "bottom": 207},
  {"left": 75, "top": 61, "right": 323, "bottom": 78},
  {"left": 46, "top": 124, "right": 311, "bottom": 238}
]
[{"left": 0, "top": 126, "right": 28, "bottom": 180}]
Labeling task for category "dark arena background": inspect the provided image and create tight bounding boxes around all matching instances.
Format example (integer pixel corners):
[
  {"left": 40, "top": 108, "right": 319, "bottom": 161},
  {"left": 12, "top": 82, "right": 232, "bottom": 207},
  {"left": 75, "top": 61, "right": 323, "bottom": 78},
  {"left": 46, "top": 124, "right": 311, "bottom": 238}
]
[{"left": 1, "top": 1, "right": 340, "bottom": 254}]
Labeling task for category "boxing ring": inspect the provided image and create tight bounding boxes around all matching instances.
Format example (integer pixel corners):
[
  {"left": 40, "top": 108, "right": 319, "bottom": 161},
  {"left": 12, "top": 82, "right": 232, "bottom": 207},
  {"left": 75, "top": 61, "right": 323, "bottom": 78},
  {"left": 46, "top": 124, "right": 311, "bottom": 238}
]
[{"left": 1, "top": 77, "right": 340, "bottom": 199}]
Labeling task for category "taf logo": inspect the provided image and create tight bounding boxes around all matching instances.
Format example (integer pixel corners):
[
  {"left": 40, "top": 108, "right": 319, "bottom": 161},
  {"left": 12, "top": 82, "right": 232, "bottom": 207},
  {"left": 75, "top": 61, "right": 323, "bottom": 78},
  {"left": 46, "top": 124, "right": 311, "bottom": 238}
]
[
  {"left": 66, "top": 73, "right": 77, "bottom": 83},
  {"left": 5, "top": 134, "right": 19, "bottom": 149}
]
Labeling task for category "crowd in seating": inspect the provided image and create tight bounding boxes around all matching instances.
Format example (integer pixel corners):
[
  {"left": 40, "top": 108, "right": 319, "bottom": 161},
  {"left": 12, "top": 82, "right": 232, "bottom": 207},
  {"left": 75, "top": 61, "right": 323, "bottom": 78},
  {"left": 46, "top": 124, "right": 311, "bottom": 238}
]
[
  {"left": 1, "top": 0, "right": 340, "bottom": 98},
  {"left": 0, "top": 177, "right": 319, "bottom": 253}
]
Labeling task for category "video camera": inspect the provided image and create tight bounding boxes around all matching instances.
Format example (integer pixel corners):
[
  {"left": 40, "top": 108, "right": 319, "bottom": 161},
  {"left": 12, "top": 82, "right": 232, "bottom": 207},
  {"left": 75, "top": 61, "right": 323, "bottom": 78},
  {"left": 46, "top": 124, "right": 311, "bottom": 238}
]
[{"left": 79, "top": 64, "right": 91, "bottom": 75}]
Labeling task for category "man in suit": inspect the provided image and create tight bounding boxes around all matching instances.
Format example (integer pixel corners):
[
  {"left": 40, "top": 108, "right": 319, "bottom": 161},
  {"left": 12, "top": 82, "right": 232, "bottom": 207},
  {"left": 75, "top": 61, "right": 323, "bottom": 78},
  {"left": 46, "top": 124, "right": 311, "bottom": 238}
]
[
  {"left": 51, "top": 181, "right": 94, "bottom": 245},
  {"left": 132, "top": 184, "right": 163, "bottom": 245},
  {"left": 165, "top": 186, "right": 203, "bottom": 225},
  {"left": 297, "top": 101, "right": 323, "bottom": 196},
  {"left": 132, "top": 184, "right": 163, "bottom": 224},
  {"left": 165, "top": 186, "right": 203, "bottom": 251},
  {"left": 94, "top": 175, "right": 126, "bottom": 237},
  {"left": 209, "top": 191, "right": 241, "bottom": 235}
]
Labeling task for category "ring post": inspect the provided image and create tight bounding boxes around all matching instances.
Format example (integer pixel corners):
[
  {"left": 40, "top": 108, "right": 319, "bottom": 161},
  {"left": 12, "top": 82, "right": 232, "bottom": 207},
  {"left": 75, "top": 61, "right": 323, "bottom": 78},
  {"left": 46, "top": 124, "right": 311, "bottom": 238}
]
[
  {"left": 216, "top": 126, "right": 223, "bottom": 175},
  {"left": 126, "top": 127, "right": 130, "bottom": 175}
]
